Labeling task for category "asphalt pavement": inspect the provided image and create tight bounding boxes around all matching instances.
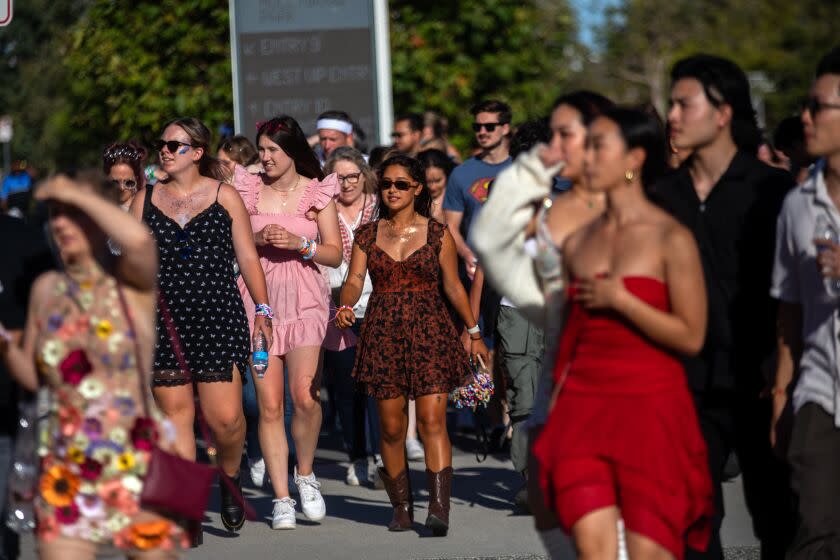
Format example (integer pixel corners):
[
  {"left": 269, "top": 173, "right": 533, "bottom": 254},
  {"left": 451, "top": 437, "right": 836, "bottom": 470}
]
[{"left": 19, "top": 428, "right": 760, "bottom": 559}]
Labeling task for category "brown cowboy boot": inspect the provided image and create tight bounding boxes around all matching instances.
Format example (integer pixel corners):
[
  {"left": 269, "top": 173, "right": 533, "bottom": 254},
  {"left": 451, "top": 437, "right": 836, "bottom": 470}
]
[
  {"left": 425, "top": 466, "right": 452, "bottom": 536},
  {"left": 378, "top": 468, "right": 413, "bottom": 531}
]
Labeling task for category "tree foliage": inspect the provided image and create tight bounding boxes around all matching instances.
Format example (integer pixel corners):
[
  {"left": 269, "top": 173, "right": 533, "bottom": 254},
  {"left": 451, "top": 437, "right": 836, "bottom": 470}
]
[
  {"left": 595, "top": 0, "right": 840, "bottom": 129},
  {"left": 63, "top": 0, "right": 232, "bottom": 166},
  {"left": 389, "top": 0, "right": 577, "bottom": 151}
]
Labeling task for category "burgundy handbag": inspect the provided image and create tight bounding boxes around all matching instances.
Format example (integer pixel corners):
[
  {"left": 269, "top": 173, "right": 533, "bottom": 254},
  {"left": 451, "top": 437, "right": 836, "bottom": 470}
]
[{"left": 117, "top": 289, "right": 252, "bottom": 521}]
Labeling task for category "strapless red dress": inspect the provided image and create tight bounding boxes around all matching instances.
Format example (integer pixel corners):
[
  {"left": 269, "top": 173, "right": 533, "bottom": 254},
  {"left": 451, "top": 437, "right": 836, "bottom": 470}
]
[{"left": 532, "top": 277, "right": 712, "bottom": 558}]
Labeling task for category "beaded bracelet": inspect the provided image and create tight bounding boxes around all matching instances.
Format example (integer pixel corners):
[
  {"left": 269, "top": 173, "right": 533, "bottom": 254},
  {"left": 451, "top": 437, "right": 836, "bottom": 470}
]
[
  {"left": 298, "top": 237, "right": 317, "bottom": 260},
  {"left": 337, "top": 305, "right": 353, "bottom": 313},
  {"left": 254, "top": 303, "right": 274, "bottom": 320}
]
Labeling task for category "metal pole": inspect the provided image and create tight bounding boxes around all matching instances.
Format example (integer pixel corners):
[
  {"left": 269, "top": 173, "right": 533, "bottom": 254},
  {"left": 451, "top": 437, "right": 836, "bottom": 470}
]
[
  {"left": 372, "top": 0, "right": 394, "bottom": 146},
  {"left": 229, "top": 0, "right": 242, "bottom": 135}
]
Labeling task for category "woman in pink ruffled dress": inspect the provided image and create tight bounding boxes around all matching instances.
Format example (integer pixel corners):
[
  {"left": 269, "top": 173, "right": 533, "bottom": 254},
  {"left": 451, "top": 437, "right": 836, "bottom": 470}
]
[{"left": 232, "top": 116, "right": 342, "bottom": 530}]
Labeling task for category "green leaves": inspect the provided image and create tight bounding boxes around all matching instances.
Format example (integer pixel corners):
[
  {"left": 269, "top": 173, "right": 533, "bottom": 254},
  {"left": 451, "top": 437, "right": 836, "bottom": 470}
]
[{"left": 389, "top": 0, "right": 577, "bottom": 152}]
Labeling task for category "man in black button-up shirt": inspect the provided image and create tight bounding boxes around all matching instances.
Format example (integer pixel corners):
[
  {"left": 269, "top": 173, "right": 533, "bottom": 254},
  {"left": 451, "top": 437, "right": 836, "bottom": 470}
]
[{"left": 651, "top": 54, "right": 795, "bottom": 560}]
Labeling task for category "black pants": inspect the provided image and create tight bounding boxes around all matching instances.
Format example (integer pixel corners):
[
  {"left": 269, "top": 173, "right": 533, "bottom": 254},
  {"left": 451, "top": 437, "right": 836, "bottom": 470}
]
[
  {"left": 686, "top": 391, "right": 796, "bottom": 560},
  {"left": 787, "top": 403, "right": 840, "bottom": 559}
]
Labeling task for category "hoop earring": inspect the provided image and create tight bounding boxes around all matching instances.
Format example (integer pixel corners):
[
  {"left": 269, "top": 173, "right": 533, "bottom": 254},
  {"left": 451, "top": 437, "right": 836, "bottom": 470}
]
[{"left": 624, "top": 170, "right": 634, "bottom": 184}]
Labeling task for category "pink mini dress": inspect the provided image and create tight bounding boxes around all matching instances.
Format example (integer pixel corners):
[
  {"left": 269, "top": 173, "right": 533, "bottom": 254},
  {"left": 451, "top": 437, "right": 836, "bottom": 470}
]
[{"left": 233, "top": 165, "right": 340, "bottom": 356}]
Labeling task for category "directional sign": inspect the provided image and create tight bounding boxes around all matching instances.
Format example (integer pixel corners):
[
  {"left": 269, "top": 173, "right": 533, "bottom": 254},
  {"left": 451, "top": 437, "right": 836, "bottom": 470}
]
[{"left": 229, "top": 0, "right": 393, "bottom": 144}]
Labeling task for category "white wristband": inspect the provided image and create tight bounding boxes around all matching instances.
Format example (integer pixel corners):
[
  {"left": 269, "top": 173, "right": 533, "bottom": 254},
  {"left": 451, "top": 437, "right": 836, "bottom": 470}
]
[{"left": 466, "top": 324, "right": 480, "bottom": 335}]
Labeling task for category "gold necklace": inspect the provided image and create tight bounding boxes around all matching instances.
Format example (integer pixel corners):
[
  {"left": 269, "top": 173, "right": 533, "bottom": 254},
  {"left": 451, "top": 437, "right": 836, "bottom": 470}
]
[
  {"left": 269, "top": 175, "right": 302, "bottom": 207},
  {"left": 383, "top": 217, "right": 420, "bottom": 243},
  {"left": 570, "top": 187, "right": 598, "bottom": 210}
]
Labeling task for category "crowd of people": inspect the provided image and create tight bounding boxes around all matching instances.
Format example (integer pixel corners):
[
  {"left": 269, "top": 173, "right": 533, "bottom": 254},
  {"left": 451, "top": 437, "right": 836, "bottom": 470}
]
[{"left": 0, "top": 45, "right": 838, "bottom": 560}]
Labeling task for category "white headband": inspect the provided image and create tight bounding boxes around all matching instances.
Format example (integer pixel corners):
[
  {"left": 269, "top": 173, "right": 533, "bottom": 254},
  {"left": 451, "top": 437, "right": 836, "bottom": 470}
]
[{"left": 317, "top": 119, "right": 353, "bottom": 135}]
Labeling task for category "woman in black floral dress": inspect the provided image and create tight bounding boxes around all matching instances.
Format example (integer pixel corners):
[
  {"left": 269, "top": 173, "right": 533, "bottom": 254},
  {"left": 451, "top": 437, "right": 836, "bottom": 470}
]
[{"left": 336, "top": 155, "right": 489, "bottom": 536}]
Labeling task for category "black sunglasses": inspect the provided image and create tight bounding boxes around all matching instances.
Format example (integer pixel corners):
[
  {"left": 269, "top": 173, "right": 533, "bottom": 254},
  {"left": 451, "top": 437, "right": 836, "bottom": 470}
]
[
  {"left": 379, "top": 179, "right": 417, "bottom": 191},
  {"left": 802, "top": 97, "right": 840, "bottom": 116},
  {"left": 153, "top": 139, "right": 194, "bottom": 153},
  {"left": 472, "top": 122, "right": 504, "bottom": 133},
  {"left": 109, "top": 178, "right": 137, "bottom": 191}
]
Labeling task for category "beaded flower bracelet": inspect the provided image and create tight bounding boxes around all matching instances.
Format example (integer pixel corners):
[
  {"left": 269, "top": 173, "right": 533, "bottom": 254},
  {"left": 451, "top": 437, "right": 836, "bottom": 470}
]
[{"left": 255, "top": 303, "right": 274, "bottom": 320}]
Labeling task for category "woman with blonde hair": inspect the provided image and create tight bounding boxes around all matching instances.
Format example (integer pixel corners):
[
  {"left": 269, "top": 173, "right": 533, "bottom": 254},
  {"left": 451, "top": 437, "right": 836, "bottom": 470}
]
[{"left": 322, "top": 147, "right": 381, "bottom": 487}]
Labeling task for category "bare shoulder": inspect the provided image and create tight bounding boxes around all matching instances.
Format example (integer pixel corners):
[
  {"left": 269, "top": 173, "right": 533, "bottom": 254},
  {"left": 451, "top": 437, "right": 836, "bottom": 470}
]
[
  {"left": 30, "top": 270, "right": 61, "bottom": 308},
  {"left": 216, "top": 182, "right": 246, "bottom": 208},
  {"left": 660, "top": 214, "right": 697, "bottom": 254}
]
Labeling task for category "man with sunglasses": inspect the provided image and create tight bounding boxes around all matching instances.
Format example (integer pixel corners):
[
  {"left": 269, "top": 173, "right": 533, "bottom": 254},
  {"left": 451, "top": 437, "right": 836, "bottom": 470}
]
[
  {"left": 443, "top": 99, "right": 512, "bottom": 280},
  {"left": 650, "top": 54, "right": 795, "bottom": 560},
  {"left": 771, "top": 46, "right": 840, "bottom": 559},
  {"left": 391, "top": 113, "right": 423, "bottom": 157}
]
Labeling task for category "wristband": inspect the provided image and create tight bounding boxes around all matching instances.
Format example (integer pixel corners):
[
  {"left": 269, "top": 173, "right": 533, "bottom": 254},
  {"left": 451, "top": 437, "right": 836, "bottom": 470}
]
[
  {"left": 298, "top": 237, "right": 317, "bottom": 260},
  {"left": 337, "top": 305, "right": 353, "bottom": 313},
  {"left": 466, "top": 324, "right": 480, "bottom": 335},
  {"left": 254, "top": 303, "right": 274, "bottom": 320}
]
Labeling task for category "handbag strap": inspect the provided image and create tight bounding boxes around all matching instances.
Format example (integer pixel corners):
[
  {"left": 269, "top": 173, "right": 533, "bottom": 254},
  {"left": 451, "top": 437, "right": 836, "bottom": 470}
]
[{"left": 116, "top": 286, "right": 256, "bottom": 520}]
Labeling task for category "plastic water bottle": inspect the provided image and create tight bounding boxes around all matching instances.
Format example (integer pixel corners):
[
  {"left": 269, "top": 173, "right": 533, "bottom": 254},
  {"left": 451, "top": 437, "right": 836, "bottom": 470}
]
[
  {"left": 814, "top": 214, "right": 840, "bottom": 298},
  {"left": 252, "top": 331, "right": 268, "bottom": 378},
  {"left": 6, "top": 394, "right": 40, "bottom": 533}
]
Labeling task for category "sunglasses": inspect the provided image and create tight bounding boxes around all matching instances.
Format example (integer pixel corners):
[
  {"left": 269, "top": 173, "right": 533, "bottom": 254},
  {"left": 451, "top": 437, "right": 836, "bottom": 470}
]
[
  {"left": 472, "top": 122, "right": 504, "bottom": 133},
  {"left": 337, "top": 173, "right": 361, "bottom": 185},
  {"left": 802, "top": 97, "right": 840, "bottom": 116},
  {"left": 379, "top": 179, "right": 417, "bottom": 191},
  {"left": 153, "top": 139, "right": 194, "bottom": 154},
  {"left": 109, "top": 178, "right": 137, "bottom": 191}
]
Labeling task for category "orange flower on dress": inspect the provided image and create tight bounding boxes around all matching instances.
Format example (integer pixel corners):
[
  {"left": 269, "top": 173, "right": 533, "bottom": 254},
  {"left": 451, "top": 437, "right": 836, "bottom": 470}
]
[
  {"left": 127, "top": 520, "right": 172, "bottom": 550},
  {"left": 39, "top": 465, "right": 80, "bottom": 508}
]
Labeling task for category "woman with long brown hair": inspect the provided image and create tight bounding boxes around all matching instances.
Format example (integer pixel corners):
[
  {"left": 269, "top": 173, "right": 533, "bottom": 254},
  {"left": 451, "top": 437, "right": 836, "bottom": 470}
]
[
  {"left": 336, "top": 154, "right": 489, "bottom": 536},
  {"left": 231, "top": 115, "right": 342, "bottom": 530},
  {"left": 1, "top": 171, "right": 188, "bottom": 558},
  {"left": 130, "top": 117, "right": 272, "bottom": 534}
]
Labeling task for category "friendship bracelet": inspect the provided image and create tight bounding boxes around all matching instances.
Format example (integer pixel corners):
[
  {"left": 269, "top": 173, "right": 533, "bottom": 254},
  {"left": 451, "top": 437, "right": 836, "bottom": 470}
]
[
  {"left": 298, "top": 237, "right": 317, "bottom": 261},
  {"left": 254, "top": 303, "right": 274, "bottom": 320}
]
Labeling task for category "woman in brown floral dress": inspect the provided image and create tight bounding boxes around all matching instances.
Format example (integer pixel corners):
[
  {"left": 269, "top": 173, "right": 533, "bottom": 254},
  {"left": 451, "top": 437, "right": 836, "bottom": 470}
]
[{"left": 336, "top": 154, "right": 489, "bottom": 536}]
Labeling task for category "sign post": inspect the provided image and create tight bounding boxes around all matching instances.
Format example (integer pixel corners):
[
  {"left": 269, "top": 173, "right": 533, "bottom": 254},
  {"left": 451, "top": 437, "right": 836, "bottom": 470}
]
[
  {"left": 229, "top": 0, "right": 393, "bottom": 146},
  {"left": 0, "top": 116, "right": 12, "bottom": 175}
]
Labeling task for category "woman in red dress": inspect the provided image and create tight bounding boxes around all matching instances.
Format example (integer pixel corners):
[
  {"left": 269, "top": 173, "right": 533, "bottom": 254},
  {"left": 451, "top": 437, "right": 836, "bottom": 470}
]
[{"left": 533, "top": 108, "right": 713, "bottom": 559}]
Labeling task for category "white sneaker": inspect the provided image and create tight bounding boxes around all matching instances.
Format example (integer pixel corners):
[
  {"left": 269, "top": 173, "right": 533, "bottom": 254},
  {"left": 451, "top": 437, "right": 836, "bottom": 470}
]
[
  {"left": 346, "top": 459, "right": 367, "bottom": 487},
  {"left": 369, "top": 455, "right": 385, "bottom": 490},
  {"left": 249, "top": 458, "right": 266, "bottom": 488},
  {"left": 294, "top": 467, "right": 326, "bottom": 521},
  {"left": 406, "top": 438, "right": 425, "bottom": 461},
  {"left": 271, "top": 497, "right": 297, "bottom": 530}
]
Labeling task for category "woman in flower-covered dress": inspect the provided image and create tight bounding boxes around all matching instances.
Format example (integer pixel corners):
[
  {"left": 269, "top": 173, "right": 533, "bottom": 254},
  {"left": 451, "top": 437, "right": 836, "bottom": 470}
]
[{"left": 0, "top": 171, "right": 187, "bottom": 558}]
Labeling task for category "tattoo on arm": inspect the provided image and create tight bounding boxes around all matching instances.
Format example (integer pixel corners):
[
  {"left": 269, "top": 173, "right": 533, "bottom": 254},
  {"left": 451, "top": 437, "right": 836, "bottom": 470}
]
[{"left": 352, "top": 272, "right": 365, "bottom": 281}]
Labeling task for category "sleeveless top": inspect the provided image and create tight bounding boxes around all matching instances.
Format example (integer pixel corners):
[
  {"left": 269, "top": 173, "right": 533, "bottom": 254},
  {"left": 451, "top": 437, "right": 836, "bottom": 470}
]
[
  {"left": 34, "top": 273, "right": 186, "bottom": 549},
  {"left": 142, "top": 183, "right": 249, "bottom": 381}
]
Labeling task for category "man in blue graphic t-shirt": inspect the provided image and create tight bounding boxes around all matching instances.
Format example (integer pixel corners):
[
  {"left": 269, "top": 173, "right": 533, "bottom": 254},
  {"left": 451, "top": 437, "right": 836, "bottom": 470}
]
[{"left": 443, "top": 100, "right": 512, "bottom": 280}]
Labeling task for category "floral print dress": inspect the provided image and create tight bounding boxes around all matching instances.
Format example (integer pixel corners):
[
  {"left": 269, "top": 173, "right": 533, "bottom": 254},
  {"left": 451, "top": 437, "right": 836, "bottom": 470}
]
[
  {"left": 34, "top": 273, "right": 187, "bottom": 551},
  {"left": 352, "top": 220, "right": 472, "bottom": 399}
]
